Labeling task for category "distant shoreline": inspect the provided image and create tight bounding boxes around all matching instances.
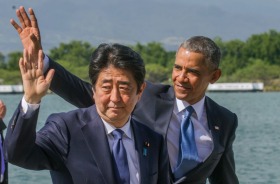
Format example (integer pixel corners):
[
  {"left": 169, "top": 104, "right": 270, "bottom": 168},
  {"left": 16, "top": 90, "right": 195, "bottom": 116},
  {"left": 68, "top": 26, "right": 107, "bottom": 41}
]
[{"left": 2, "top": 83, "right": 278, "bottom": 94}]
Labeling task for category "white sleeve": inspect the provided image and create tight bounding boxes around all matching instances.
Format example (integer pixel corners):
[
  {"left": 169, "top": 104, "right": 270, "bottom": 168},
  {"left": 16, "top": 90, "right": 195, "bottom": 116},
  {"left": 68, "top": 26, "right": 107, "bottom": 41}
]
[
  {"left": 21, "top": 97, "right": 40, "bottom": 117},
  {"left": 43, "top": 55, "right": 50, "bottom": 73}
]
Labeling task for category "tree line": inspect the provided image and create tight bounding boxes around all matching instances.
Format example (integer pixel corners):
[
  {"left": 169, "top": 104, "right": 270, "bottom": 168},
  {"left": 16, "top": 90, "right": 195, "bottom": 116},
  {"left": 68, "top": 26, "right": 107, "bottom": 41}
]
[{"left": 1, "top": 30, "right": 280, "bottom": 90}]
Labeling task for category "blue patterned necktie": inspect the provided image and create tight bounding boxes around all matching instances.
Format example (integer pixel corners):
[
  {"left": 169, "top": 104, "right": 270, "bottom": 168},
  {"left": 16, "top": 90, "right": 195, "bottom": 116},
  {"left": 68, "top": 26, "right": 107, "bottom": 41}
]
[
  {"left": 111, "top": 129, "right": 130, "bottom": 184},
  {"left": 174, "top": 106, "right": 200, "bottom": 179}
]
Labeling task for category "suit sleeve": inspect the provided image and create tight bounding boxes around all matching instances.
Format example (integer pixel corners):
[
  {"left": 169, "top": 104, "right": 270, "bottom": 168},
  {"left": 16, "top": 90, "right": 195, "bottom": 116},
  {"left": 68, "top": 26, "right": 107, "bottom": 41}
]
[
  {"left": 0, "top": 118, "right": 8, "bottom": 184},
  {"left": 208, "top": 113, "right": 239, "bottom": 184},
  {"left": 4, "top": 104, "right": 67, "bottom": 171},
  {"left": 0, "top": 119, "right": 6, "bottom": 133},
  {"left": 47, "top": 57, "right": 94, "bottom": 108}
]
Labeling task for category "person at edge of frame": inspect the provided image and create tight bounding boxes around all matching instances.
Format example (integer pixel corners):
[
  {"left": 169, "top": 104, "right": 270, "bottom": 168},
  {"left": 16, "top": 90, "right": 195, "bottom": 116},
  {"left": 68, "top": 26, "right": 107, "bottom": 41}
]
[{"left": 0, "top": 100, "right": 8, "bottom": 184}]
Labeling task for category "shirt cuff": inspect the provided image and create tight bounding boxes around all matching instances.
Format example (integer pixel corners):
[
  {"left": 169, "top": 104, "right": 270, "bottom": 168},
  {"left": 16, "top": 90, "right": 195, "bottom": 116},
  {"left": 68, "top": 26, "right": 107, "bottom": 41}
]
[
  {"left": 21, "top": 97, "right": 40, "bottom": 116},
  {"left": 43, "top": 55, "right": 50, "bottom": 73}
]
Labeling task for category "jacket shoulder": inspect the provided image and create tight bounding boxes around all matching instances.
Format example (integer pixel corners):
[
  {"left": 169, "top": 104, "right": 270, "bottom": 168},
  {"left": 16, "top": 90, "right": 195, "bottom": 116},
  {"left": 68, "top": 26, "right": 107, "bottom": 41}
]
[
  {"left": 144, "top": 81, "right": 172, "bottom": 95},
  {"left": 206, "top": 96, "right": 236, "bottom": 116},
  {"left": 205, "top": 96, "right": 238, "bottom": 135},
  {"left": 46, "top": 105, "right": 96, "bottom": 127},
  {"left": 131, "top": 118, "right": 163, "bottom": 139}
]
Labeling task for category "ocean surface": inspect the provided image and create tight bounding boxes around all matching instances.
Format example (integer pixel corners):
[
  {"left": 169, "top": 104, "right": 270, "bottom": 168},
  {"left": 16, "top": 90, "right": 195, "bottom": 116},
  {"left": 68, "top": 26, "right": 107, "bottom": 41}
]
[{"left": 0, "top": 92, "right": 279, "bottom": 184}]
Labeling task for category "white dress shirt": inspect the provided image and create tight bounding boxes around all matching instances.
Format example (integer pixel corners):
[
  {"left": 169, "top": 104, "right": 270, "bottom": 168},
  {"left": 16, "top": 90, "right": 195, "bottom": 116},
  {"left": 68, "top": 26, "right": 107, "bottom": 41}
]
[
  {"left": 167, "top": 96, "right": 214, "bottom": 171},
  {"left": 21, "top": 98, "right": 140, "bottom": 184}
]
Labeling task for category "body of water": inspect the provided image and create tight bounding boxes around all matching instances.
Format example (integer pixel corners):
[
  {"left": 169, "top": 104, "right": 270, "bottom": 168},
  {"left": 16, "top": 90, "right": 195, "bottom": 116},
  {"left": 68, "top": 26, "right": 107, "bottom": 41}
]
[{"left": 0, "top": 92, "right": 279, "bottom": 184}]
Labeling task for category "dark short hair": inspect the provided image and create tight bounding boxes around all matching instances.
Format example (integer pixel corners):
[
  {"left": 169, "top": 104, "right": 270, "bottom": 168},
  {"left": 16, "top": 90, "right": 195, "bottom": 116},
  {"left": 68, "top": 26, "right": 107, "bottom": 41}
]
[
  {"left": 89, "top": 43, "right": 146, "bottom": 93},
  {"left": 179, "top": 36, "right": 221, "bottom": 70}
]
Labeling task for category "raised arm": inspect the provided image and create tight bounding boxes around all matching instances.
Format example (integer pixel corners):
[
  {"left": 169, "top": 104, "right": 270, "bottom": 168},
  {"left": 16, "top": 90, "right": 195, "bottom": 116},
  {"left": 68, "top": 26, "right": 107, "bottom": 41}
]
[
  {"left": 4, "top": 49, "right": 56, "bottom": 170},
  {"left": 47, "top": 58, "right": 94, "bottom": 108},
  {"left": 12, "top": 6, "right": 93, "bottom": 108},
  {"left": 11, "top": 6, "right": 42, "bottom": 61}
]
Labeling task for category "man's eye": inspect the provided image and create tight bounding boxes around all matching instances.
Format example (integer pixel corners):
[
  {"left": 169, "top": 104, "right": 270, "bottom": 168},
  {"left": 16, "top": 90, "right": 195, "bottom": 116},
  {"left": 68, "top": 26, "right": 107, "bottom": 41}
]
[
  {"left": 120, "top": 84, "right": 133, "bottom": 93},
  {"left": 188, "top": 70, "right": 200, "bottom": 76},
  {"left": 120, "top": 86, "right": 130, "bottom": 91},
  {"left": 174, "top": 65, "right": 181, "bottom": 70},
  {"left": 102, "top": 86, "right": 111, "bottom": 90}
]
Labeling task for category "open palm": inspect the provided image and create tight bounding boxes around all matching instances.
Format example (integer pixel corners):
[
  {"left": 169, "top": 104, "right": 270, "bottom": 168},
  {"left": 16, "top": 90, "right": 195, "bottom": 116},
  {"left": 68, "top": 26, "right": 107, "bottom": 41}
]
[
  {"left": 11, "top": 6, "right": 42, "bottom": 59},
  {"left": 19, "top": 49, "right": 54, "bottom": 104}
]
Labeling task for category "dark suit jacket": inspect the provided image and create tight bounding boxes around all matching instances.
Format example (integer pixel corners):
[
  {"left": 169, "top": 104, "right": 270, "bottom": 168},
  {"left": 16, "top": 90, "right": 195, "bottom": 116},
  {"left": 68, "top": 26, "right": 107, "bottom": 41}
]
[
  {"left": 0, "top": 119, "right": 7, "bottom": 184},
  {"left": 47, "top": 58, "right": 239, "bottom": 184},
  {"left": 4, "top": 104, "right": 170, "bottom": 184}
]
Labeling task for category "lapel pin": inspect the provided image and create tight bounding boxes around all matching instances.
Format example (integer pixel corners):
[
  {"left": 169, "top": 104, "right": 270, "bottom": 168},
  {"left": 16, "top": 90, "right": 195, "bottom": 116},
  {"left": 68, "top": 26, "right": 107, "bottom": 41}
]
[
  {"left": 214, "top": 126, "right": 220, "bottom": 130},
  {"left": 143, "top": 141, "right": 150, "bottom": 156}
]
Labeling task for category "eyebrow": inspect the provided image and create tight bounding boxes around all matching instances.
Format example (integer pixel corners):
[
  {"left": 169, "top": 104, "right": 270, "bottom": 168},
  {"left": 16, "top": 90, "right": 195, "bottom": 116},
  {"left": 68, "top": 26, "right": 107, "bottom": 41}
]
[
  {"left": 101, "top": 79, "right": 131, "bottom": 85},
  {"left": 101, "top": 79, "right": 113, "bottom": 83},
  {"left": 174, "top": 64, "right": 182, "bottom": 68},
  {"left": 174, "top": 64, "right": 201, "bottom": 75}
]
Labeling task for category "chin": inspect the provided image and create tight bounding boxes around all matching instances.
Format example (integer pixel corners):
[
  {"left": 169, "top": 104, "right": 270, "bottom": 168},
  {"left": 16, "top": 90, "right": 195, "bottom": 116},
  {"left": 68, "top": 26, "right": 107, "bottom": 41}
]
[{"left": 175, "top": 92, "right": 188, "bottom": 101}]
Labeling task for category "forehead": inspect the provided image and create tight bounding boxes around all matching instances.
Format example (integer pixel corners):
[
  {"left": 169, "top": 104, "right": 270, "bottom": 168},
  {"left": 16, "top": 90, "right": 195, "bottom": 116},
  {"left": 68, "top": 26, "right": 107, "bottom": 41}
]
[
  {"left": 97, "top": 65, "right": 135, "bottom": 83},
  {"left": 175, "top": 48, "right": 206, "bottom": 66}
]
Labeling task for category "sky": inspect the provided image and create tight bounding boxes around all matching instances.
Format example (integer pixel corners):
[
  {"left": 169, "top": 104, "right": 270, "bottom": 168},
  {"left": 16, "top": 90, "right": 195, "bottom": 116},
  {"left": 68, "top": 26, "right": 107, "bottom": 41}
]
[{"left": 1, "top": 0, "right": 280, "bottom": 54}]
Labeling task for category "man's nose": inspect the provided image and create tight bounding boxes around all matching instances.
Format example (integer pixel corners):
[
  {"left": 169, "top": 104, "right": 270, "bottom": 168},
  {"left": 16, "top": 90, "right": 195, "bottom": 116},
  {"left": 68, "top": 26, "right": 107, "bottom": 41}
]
[
  {"left": 177, "top": 71, "right": 189, "bottom": 82},
  {"left": 110, "top": 88, "right": 121, "bottom": 102}
]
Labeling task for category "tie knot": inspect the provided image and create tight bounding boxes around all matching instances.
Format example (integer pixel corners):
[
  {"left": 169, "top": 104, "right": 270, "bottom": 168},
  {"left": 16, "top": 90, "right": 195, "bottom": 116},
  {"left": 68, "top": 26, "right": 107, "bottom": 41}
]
[
  {"left": 186, "top": 105, "right": 194, "bottom": 113},
  {"left": 112, "top": 129, "right": 124, "bottom": 140},
  {"left": 185, "top": 106, "right": 194, "bottom": 117}
]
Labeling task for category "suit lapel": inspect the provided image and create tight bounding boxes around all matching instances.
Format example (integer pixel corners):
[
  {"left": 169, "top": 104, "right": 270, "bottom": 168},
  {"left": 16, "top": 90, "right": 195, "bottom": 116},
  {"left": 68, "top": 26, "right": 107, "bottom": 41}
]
[
  {"left": 155, "top": 86, "right": 175, "bottom": 137},
  {"left": 205, "top": 97, "right": 222, "bottom": 155},
  {"left": 80, "top": 105, "right": 116, "bottom": 184}
]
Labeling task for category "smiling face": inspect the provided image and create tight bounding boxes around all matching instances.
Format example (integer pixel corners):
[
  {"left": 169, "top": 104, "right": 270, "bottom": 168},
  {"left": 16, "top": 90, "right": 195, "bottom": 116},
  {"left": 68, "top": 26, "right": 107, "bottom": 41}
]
[
  {"left": 172, "top": 47, "right": 221, "bottom": 105},
  {"left": 93, "top": 65, "right": 145, "bottom": 128}
]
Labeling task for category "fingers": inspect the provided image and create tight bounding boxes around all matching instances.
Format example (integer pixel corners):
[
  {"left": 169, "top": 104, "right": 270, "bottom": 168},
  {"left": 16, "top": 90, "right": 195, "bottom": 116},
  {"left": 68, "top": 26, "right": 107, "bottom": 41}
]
[
  {"left": 10, "top": 19, "right": 22, "bottom": 34},
  {"left": 0, "top": 100, "right": 5, "bottom": 109},
  {"left": 19, "top": 57, "right": 26, "bottom": 76},
  {"left": 45, "top": 69, "right": 55, "bottom": 85},
  {"left": 19, "top": 6, "right": 31, "bottom": 28},
  {"left": 30, "top": 48, "right": 38, "bottom": 70},
  {"left": 29, "top": 8, "right": 39, "bottom": 29},
  {"left": 20, "top": 49, "right": 45, "bottom": 80},
  {"left": 23, "top": 48, "right": 44, "bottom": 72},
  {"left": 12, "top": 6, "right": 32, "bottom": 33},
  {"left": 37, "top": 50, "right": 44, "bottom": 71},
  {"left": 23, "top": 49, "right": 32, "bottom": 70}
]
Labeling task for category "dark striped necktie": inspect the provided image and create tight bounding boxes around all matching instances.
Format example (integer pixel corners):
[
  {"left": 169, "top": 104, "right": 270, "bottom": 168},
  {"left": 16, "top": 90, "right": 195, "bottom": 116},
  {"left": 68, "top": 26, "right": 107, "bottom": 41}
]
[{"left": 111, "top": 129, "right": 130, "bottom": 184}]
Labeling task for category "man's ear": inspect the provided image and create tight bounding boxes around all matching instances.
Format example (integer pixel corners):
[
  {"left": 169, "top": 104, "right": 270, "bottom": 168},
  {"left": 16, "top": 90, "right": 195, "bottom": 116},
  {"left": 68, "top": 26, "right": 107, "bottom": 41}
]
[
  {"left": 137, "top": 82, "right": 146, "bottom": 101},
  {"left": 139, "top": 82, "right": 146, "bottom": 93},
  {"left": 92, "top": 87, "right": 95, "bottom": 100},
  {"left": 210, "top": 69, "right": 221, "bottom": 84}
]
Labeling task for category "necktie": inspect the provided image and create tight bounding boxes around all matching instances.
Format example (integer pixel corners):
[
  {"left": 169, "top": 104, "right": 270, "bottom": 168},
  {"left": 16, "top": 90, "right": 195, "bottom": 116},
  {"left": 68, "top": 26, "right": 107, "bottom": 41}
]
[
  {"left": 111, "top": 129, "right": 130, "bottom": 184},
  {"left": 174, "top": 106, "right": 200, "bottom": 179}
]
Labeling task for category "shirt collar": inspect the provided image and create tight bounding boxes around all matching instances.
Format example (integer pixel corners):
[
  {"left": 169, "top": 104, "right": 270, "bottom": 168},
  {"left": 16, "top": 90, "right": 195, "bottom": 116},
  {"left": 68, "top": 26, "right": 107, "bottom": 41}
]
[
  {"left": 101, "top": 116, "right": 132, "bottom": 139},
  {"left": 175, "top": 96, "right": 206, "bottom": 121}
]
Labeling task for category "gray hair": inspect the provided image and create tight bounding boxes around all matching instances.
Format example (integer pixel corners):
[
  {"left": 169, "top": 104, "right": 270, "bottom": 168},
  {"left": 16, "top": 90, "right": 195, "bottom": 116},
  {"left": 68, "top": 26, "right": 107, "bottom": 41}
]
[{"left": 179, "top": 36, "right": 221, "bottom": 70}]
